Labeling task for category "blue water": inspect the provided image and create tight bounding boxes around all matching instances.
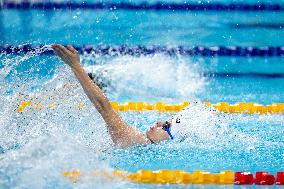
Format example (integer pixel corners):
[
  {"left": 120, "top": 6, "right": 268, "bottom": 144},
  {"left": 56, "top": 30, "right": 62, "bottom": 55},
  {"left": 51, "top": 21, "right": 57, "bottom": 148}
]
[
  {"left": 1, "top": 10, "right": 284, "bottom": 46},
  {"left": 0, "top": 1, "right": 284, "bottom": 188}
]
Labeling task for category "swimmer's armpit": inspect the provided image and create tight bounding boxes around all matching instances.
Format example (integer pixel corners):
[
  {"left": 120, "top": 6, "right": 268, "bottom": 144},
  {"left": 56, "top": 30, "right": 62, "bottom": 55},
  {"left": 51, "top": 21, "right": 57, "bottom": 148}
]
[
  {"left": 87, "top": 73, "right": 106, "bottom": 92},
  {"left": 88, "top": 72, "right": 115, "bottom": 93},
  {"left": 88, "top": 73, "right": 95, "bottom": 80}
]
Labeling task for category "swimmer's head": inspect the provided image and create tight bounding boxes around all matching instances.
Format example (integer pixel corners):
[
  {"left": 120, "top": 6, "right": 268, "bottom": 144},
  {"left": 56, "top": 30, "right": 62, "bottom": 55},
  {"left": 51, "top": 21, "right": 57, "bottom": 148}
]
[{"left": 146, "top": 120, "right": 173, "bottom": 143}]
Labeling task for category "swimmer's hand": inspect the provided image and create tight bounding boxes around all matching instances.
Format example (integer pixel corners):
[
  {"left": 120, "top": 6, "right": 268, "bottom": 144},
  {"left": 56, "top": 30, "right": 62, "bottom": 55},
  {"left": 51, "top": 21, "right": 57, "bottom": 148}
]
[{"left": 52, "top": 44, "right": 80, "bottom": 69}]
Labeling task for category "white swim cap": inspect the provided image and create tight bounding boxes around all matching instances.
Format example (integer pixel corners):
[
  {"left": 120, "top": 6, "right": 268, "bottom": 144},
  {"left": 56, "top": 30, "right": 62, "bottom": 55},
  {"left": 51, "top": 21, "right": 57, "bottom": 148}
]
[{"left": 170, "top": 102, "right": 220, "bottom": 142}]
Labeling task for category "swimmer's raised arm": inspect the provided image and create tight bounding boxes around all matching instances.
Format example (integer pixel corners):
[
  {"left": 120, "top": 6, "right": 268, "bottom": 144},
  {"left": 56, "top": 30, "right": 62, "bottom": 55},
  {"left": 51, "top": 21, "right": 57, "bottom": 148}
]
[{"left": 52, "top": 44, "right": 150, "bottom": 148}]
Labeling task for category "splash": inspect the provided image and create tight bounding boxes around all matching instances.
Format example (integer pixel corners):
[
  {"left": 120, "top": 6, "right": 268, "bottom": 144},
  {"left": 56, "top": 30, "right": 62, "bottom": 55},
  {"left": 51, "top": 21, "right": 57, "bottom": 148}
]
[
  {"left": 0, "top": 49, "right": 117, "bottom": 188},
  {"left": 0, "top": 45, "right": 52, "bottom": 79},
  {"left": 1, "top": 49, "right": 284, "bottom": 187},
  {"left": 85, "top": 54, "right": 207, "bottom": 102}
]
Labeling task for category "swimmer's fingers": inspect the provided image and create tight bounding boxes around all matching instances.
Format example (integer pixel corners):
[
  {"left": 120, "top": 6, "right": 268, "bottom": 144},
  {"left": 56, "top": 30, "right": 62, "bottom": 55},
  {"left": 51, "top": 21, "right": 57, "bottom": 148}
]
[
  {"left": 67, "top": 45, "right": 78, "bottom": 54},
  {"left": 52, "top": 44, "right": 78, "bottom": 58},
  {"left": 52, "top": 44, "right": 80, "bottom": 68},
  {"left": 55, "top": 44, "right": 73, "bottom": 56},
  {"left": 52, "top": 44, "right": 68, "bottom": 58},
  {"left": 52, "top": 45, "right": 70, "bottom": 63},
  {"left": 52, "top": 46, "right": 64, "bottom": 58},
  {"left": 52, "top": 44, "right": 75, "bottom": 62}
]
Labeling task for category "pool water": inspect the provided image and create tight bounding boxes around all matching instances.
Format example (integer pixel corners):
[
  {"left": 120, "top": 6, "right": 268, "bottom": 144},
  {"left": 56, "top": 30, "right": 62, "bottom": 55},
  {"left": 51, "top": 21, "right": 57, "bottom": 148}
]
[{"left": 0, "top": 1, "right": 284, "bottom": 188}]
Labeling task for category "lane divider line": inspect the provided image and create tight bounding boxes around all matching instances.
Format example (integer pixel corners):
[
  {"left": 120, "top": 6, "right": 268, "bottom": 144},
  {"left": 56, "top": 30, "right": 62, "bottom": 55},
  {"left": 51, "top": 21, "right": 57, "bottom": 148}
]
[
  {"left": 1, "top": 45, "right": 284, "bottom": 57},
  {"left": 1, "top": 2, "right": 283, "bottom": 11},
  {"left": 16, "top": 101, "right": 284, "bottom": 114},
  {"left": 63, "top": 170, "right": 284, "bottom": 185}
]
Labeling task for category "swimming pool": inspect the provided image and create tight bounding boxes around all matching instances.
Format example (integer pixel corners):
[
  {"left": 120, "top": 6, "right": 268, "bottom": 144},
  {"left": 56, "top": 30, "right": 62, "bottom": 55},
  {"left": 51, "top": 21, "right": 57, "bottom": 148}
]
[{"left": 0, "top": 1, "right": 284, "bottom": 188}]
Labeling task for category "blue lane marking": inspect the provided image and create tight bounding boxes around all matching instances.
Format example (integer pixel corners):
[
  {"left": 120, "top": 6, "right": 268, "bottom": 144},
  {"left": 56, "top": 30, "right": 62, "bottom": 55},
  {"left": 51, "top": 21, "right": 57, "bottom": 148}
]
[
  {"left": 230, "top": 23, "right": 284, "bottom": 30},
  {"left": 88, "top": 72, "right": 284, "bottom": 79},
  {"left": 0, "top": 2, "right": 283, "bottom": 11},
  {"left": 1, "top": 45, "right": 284, "bottom": 57},
  {"left": 203, "top": 73, "right": 284, "bottom": 78}
]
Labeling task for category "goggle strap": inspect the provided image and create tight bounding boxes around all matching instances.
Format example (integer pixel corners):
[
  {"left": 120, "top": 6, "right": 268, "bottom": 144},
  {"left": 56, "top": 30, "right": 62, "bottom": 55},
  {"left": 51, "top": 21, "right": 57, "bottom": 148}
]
[{"left": 164, "top": 127, "right": 174, "bottom": 140}]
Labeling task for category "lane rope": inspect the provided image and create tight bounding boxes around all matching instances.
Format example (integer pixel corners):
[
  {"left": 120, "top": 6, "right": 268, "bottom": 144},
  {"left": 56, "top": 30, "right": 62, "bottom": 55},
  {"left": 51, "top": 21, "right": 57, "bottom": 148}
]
[
  {"left": 17, "top": 101, "right": 284, "bottom": 114},
  {"left": 88, "top": 72, "right": 284, "bottom": 79},
  {"left": 1, "top": 45, "right": 284, "bottom": 57},
  {"left": 1, "top": 2, "right": 283, "bottom": 11},
  {"left": 63, "top": 169, "right": 284, "bottom": 185}
]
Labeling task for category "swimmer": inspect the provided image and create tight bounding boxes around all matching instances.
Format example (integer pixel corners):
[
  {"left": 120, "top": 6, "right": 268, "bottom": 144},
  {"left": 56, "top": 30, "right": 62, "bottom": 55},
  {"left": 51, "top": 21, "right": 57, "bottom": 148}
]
[{"left": 52, "top": 44, "right": 173, "bottom": 148}]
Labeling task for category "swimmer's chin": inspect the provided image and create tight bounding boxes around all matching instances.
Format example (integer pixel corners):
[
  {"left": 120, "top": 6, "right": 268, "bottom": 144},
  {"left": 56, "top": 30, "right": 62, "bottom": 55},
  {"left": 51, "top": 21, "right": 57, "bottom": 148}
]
[{"left": 146, "top": 130, "right": 169, "bottom": 144}]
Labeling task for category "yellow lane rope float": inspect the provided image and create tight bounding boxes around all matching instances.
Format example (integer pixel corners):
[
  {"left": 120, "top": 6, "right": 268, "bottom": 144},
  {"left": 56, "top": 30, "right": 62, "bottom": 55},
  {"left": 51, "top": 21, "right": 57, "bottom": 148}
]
[
  {"left": 17, "top": 101, "right": 284, "bottom": 114},
  {"left": 63, "top": 169, "right": 284, "bottom": 185}
]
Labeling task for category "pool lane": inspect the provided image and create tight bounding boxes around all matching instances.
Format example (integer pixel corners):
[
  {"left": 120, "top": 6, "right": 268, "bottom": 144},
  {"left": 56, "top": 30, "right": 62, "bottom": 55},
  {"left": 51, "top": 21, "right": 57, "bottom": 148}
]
[{"left": 0, "top": 9, "right": 283, "bottom": 46}]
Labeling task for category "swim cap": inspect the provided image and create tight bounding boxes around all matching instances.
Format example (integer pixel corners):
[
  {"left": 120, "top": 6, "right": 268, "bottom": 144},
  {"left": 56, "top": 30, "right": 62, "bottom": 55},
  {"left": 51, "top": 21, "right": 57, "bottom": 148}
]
[{"left": 170, "top": 102, "right": 220, "bottom": 142}]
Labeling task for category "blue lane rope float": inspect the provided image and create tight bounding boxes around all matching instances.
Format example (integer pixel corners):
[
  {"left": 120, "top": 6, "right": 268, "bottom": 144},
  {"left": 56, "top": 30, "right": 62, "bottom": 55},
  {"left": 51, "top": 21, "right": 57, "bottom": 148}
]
[
  {"left": 1, "top": 45, "right": 284, "bottom": 57},
  {"left": 1, "top": 2, "right": 283, "bottom": 11}
]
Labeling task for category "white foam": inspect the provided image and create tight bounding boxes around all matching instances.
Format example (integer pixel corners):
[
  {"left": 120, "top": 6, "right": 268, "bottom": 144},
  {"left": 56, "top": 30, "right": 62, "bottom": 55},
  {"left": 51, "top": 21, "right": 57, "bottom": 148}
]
[{"left": 85, "top": 54, "right": 207, "bottom": 101}]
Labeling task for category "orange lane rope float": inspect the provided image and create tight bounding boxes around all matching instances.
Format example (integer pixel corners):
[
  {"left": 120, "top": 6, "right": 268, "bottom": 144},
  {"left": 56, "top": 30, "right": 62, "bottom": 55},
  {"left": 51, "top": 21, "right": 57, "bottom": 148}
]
[
  {"left": 63, "top": 170, "right": 284, "bottom": 185},
  {"left": 17, "top": 101, "right": 284, "bottom": 114}
]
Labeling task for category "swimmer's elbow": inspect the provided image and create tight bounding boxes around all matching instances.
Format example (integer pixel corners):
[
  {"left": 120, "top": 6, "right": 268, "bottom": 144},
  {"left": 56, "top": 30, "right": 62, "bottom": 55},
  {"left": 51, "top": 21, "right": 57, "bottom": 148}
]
[{"left": 95, "top": 97, "right": 112, "bottom": 114}]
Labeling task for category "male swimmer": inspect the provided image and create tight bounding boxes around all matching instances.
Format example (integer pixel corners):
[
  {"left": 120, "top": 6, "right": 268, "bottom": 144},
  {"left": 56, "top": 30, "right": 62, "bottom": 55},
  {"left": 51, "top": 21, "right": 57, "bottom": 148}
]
[{"left": 52, "top": 44, "right": 173, "bottom": 148}]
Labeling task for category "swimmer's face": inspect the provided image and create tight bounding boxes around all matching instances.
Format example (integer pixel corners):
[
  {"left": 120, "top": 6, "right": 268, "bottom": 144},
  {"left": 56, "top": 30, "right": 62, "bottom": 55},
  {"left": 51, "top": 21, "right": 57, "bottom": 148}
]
[{"left": 146, "top": 121, "right": 172, "bottom": 143}]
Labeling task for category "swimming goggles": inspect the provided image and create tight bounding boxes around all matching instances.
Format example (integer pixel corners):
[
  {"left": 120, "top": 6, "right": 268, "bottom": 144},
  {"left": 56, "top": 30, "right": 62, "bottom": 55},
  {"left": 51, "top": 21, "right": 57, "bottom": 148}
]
[{"left": 162, "top": 121, "right": 174, "bottom": 140}]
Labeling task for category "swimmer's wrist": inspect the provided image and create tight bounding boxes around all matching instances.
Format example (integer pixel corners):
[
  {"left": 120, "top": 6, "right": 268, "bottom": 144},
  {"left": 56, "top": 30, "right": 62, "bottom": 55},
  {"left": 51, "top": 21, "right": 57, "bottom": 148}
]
[{"left": 71, "top": 62, "right": 82, "bottom": 71}]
